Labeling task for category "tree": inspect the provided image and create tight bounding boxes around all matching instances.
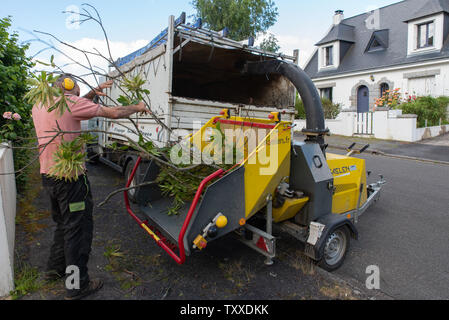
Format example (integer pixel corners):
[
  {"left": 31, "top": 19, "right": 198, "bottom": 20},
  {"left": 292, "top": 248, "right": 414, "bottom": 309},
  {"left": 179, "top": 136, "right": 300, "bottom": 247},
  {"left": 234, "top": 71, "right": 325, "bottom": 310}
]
[
  {"left": 259, "top": 33, "right": 280, "bottom": 53},
  {"left": 0, "top": 16, "right": 34, "bottom": 191},
  {"left": 192, "top": 0, "right": 279, "bottom": 41}
]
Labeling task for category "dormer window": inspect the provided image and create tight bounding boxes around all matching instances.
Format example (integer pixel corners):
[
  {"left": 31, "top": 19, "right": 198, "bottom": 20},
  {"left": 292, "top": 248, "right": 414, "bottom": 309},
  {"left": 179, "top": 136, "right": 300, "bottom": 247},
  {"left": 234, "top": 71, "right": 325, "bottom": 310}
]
[
  {"left": 317, "top": 42, "right": 340, "bottom": 70},
  {"left": 365, "top": 29, "right": 389, "bottom": 53},
  {"left": 370, "top": 39, "right": 382, "bottom": 50},
  {"left": 324, "top": 46, "right": 334, "bottom": 66},
  {"left": 315, "top": 20, "right": 354, "bottom": 71},
  {"left": 406, "top": 13, "right": 444, "bottom": 55},
  {"left": 417, "top": 21, "right": 435, "bottom": 49}
]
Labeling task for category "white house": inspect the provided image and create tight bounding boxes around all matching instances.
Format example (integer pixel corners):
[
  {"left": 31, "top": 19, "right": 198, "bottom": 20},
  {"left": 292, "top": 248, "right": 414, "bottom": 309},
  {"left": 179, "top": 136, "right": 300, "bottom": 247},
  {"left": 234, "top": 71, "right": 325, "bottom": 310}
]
[{"left": 304, "top": 0, "right": 449, "bottom": 112}]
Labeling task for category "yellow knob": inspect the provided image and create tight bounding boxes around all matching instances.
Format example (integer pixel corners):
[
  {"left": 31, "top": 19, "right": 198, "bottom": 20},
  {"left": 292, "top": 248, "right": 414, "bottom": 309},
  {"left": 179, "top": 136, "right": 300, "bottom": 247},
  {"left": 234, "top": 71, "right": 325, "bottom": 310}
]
[{"left": 216, "top": 216, "right": 228, "bottom": 229}]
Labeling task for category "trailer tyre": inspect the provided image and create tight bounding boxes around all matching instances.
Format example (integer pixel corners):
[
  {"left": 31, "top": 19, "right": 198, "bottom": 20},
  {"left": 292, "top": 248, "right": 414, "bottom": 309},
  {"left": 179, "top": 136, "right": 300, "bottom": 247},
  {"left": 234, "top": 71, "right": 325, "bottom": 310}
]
[
  {"left": 125, "top": 160, "right": 138, "bottom": 203},
  {"left": 318, "top": 226, "right": 350, "bottom": 272}
]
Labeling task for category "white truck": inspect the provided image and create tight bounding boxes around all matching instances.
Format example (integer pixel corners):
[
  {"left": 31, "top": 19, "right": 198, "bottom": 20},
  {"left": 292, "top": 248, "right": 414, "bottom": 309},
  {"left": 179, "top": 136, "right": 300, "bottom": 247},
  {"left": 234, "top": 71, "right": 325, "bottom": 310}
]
[{"left": 88, "top": 13, "right": 299, "bottom": 195}]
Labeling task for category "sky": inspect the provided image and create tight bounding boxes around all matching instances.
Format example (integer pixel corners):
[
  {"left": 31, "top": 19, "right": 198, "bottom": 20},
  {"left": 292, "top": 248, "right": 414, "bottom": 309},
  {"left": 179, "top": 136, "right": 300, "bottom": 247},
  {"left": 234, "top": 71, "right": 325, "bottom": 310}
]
[{"left": 1, "top": 0, "right": 400, "bottom": 91}]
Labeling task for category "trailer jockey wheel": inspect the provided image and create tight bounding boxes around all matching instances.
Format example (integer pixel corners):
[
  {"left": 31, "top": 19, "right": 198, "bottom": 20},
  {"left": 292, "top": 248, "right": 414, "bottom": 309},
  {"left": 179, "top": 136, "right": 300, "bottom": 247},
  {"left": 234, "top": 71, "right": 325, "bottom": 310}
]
[
  {"left": 125, "top": 160, "right": 138, "bottom": 203},
  {"left": 318, "top": 226, "right": 350, "bottom": 272}
]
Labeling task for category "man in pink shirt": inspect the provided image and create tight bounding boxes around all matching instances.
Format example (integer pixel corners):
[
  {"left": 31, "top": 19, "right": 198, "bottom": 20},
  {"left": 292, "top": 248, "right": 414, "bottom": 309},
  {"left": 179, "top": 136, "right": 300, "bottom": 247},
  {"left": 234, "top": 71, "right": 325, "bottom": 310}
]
[{"left": 32, "top": 74, "right": 148, "bottom": 300}]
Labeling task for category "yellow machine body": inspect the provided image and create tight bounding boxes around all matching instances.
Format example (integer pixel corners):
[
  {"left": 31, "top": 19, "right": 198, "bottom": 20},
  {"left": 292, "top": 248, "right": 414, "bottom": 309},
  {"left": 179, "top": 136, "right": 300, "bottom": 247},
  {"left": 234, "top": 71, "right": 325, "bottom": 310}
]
[
  {"left": 271, "top": 154, "right": 367, "bottom": 222},
  {"left": 188, "top": 113, "right": 369, "bottom": 226},
  {"left": 189, "top": 114, "right": 293, "bottom": 222},
  {"left": 327, "top": 153, "right": 368, "bottom": 214},
  {"left": 272, "top": 197, "right": 310, "bottom": 223},
  {"left": 241, "top": 121, "right": 292, "bottom": 219}
]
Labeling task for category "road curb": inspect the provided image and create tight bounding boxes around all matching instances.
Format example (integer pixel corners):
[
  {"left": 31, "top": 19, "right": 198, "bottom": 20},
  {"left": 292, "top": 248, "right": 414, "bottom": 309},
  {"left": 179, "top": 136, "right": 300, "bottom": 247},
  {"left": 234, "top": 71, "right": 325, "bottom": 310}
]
[{"left": 328, "top": 144, "right": 449, "bottom": 166}]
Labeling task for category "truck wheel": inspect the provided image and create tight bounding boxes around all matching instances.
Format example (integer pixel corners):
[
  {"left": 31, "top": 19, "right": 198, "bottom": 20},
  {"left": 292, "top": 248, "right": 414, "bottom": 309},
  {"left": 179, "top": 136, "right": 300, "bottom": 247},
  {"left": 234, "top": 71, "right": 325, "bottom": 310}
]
[
  {"left": 318, "top": 226, "right": 350, "bottom": 272},
  {"left": 125, "top": 160, "right": 138, "bottom": 203}
]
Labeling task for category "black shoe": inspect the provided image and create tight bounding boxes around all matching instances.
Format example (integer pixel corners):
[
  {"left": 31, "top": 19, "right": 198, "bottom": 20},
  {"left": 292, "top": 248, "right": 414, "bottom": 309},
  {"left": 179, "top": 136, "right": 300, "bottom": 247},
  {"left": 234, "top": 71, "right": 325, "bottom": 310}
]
[
  {"left": 44, "top": 270, "right": 65, "bottom": 282},
  {"left": 65, "top": 279, "right": 104, "bottom": 301}
]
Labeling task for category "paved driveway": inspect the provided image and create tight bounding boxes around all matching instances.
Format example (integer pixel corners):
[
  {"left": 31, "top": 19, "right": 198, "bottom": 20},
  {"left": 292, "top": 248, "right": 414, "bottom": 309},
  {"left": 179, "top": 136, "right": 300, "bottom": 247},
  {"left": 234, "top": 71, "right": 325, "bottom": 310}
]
[{"left": 420, "top": 133, "right": 449, "bottom": 147}]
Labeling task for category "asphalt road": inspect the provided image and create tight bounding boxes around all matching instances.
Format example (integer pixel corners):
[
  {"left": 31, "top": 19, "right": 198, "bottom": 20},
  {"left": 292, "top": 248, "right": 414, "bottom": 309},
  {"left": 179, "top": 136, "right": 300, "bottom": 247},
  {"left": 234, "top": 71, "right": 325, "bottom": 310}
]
[{"left": 329, "top": 148, "right": 449, "bottom": 300}]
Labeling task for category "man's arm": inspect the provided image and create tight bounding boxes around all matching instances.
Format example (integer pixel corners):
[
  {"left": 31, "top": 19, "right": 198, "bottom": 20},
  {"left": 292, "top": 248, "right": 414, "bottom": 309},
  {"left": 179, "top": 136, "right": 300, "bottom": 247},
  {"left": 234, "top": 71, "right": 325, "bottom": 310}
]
[
  {"left": 97, "top": 102, "right": 150, "bottom": 120},
  {"left": 84, "top": 80, "right": 113, "bottom": 101}
]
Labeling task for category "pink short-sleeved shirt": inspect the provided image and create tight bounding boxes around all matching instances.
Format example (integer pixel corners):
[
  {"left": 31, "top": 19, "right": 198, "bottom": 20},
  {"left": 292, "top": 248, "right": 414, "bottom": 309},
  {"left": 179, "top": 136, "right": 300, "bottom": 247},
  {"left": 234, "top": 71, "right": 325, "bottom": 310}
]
[{"left": 32, "top": 95, "right": 101, "bottom": 175}]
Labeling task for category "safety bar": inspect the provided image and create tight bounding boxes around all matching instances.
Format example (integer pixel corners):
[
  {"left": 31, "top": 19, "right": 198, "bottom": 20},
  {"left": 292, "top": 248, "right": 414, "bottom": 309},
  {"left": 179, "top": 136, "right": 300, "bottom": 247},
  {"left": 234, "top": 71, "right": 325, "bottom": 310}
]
[
  {"left": 213, "top": 118, "right": 277, "bottom": 130},
  {"left": 124, "top": 157, "right": 225, "bottom": 265}
]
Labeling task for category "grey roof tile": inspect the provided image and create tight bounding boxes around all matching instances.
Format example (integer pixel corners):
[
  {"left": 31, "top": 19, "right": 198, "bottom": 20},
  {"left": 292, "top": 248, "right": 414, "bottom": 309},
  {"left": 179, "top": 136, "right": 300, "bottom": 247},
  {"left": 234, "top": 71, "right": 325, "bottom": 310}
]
[
  {"left": 316, "top": 23, "right": 355, "bottom": 45},
  {"left": 405, "top": 0, "right": 449, "bottom": 22}
]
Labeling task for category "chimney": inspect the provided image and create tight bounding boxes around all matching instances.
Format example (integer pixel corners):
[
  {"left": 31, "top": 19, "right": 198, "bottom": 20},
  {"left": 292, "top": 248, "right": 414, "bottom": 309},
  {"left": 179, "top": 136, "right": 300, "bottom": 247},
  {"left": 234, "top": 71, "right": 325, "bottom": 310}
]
[{"left": 333, "top": 10, "right": 344, "bottom": 25}]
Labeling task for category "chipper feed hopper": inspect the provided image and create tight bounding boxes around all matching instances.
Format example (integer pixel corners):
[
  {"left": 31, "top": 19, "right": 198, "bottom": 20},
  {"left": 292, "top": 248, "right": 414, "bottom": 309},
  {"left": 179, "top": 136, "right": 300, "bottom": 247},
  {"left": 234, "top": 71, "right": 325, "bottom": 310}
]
[{"left": 125, "top": 60, "right": 385, "bottom": 271}]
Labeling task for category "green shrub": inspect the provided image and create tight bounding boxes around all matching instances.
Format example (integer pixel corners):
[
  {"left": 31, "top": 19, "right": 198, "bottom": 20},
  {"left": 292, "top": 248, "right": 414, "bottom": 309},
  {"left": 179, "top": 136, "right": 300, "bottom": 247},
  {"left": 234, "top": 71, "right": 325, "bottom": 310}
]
[
  {"left": 398, "top": 96, "right": 449, "bottom": 128},
  {"left": 295, "top": 94, "right": 306, "bottom": 119},
  {"left": 0, "top": 17, "right": 34, "bottom": 192},
  {"left": 295, "top": 94, "right": 341, "bottom": 120}
]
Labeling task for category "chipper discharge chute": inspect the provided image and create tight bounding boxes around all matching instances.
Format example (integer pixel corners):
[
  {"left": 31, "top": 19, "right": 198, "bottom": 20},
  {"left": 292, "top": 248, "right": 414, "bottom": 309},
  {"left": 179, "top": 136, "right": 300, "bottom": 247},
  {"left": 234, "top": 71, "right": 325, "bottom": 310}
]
[{"left": 124, "top": 60, "right": 385, "bottom": 271}]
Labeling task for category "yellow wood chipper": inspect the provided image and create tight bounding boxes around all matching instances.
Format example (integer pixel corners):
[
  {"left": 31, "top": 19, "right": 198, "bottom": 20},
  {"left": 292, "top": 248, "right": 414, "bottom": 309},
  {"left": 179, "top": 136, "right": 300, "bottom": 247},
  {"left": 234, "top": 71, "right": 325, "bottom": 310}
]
[{"left": 125, "top": 60, "right": 385, "bottom": 271}]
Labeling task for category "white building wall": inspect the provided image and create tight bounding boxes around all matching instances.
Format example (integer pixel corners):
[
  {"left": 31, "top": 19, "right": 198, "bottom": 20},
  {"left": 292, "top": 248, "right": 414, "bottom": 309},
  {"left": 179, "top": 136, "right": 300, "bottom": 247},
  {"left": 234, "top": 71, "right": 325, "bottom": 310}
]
[
  {"left": 294, "top": 111, "right": 448, "bottom": 142},
  {"left": 312, "top": 60, "right": 449, "bottom": 111}
]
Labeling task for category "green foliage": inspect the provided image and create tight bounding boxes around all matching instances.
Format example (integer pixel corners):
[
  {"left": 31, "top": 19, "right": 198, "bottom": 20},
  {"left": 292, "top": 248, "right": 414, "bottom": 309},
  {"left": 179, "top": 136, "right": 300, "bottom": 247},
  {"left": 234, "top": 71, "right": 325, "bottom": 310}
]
[
  {"left": 398, "top": 96, "right": 449, "bottom": 128},
  {"left": 157, "top": 125, "right": 234, "bottom": 216},
  {"left": 47, "top": 134, "right": 97, "bottom": 182},
  {"left": 295, "top": 94, "right": 306, "bottom": 120},
  {"left": 295, "top": 94, "right": 341, "bottom": 120},
  {"left": 259, "top": 33, "right": 280, "bottom": 53},
  {"left": 0, "top": 16, "right": 34, "bottom": 191},
  {"left": 10, "top": 263, "right": 44, "bottom": 300},
  {"left": 117, "top": 74, "right": 150, "bottom": 106},
  {"left": 192, "top": 0, "right": 279, "bottom": 41},
  {"left": 157, "top": 164, "right": 220, "bottom": 216},
  {"left": 25, "top": 71, "right": 73, "bottom": 116},
  {"left": 321, "top": 98, "right": 341, "bottom": 120}
]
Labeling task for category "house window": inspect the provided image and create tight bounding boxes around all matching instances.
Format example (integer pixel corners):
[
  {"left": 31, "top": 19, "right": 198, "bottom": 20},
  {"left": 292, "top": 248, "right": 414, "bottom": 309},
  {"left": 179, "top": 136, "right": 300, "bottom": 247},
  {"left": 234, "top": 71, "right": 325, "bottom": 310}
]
[
  {"left": 380, "top": 83, "right": 389, "bottom": 97},
  {"left": 371, "top": 39, "right": 382, "bottom": 50},
  {"left": 320, "top": 87, "right": 333, "bottom": 102},
  {"left": 417, "top": 21, "right": 435, "bottom": 49},
  {"left": 323, "top": 46, "right": 334, "bottom": 66}
]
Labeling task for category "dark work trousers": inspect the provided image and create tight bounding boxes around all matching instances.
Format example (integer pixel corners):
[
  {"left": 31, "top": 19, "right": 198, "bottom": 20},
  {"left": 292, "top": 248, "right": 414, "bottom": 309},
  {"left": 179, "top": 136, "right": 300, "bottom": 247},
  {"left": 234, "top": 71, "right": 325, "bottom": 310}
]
[{"left": 42, "top": 174, "right": 94, "bottom": 293}]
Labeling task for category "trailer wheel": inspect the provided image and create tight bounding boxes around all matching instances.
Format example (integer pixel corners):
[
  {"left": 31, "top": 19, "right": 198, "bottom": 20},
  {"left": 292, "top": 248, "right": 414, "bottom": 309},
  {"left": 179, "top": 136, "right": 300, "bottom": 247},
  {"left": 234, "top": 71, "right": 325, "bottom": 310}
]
[
  {"left": 318, "top": 226, "right": 350, "bottom": 272},
  {"left": 125, "top": 160, "right": 138, "bottom": 203}
]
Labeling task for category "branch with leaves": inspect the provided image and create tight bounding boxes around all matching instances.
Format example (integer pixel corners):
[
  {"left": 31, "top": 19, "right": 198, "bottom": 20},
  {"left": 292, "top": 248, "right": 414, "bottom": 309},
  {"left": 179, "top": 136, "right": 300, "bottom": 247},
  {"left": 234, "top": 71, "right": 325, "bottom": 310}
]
[{"left": 9, "top": 4, "right": 241, "bottom": 215}]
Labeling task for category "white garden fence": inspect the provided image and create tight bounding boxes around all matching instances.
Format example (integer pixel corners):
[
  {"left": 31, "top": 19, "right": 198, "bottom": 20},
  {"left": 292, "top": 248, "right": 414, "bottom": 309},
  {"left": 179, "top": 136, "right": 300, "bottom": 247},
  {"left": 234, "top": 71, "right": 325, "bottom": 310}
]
[
  {"left": 0, "top": 143, "right": 16, "bottom": 297},
  {"left": 294, "top": 109, "right": 449, "bottom": 142}
]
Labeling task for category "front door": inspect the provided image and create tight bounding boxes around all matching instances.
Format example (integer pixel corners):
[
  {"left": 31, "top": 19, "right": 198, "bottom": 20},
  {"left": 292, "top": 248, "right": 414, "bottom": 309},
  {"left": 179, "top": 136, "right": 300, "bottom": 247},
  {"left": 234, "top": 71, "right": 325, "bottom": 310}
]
[{"left": 357, "top": 85, "right": 369, "bottom": 113}]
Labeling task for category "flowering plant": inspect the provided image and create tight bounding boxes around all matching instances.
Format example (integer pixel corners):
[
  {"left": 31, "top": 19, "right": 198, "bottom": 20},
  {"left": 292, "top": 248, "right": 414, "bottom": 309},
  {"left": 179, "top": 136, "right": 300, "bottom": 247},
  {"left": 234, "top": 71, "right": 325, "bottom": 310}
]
[
  {"left": 405, "top": 93, "right": 418, "bottom": 103},
  {"left": 3, "top": 112, "right": 22, "bottom": 121},
  {"left": 374, "top": 88, "right": 402, "bottom": 109},
  {"left": 1, "top": 111, "right": 24, "bottom": 140}
]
